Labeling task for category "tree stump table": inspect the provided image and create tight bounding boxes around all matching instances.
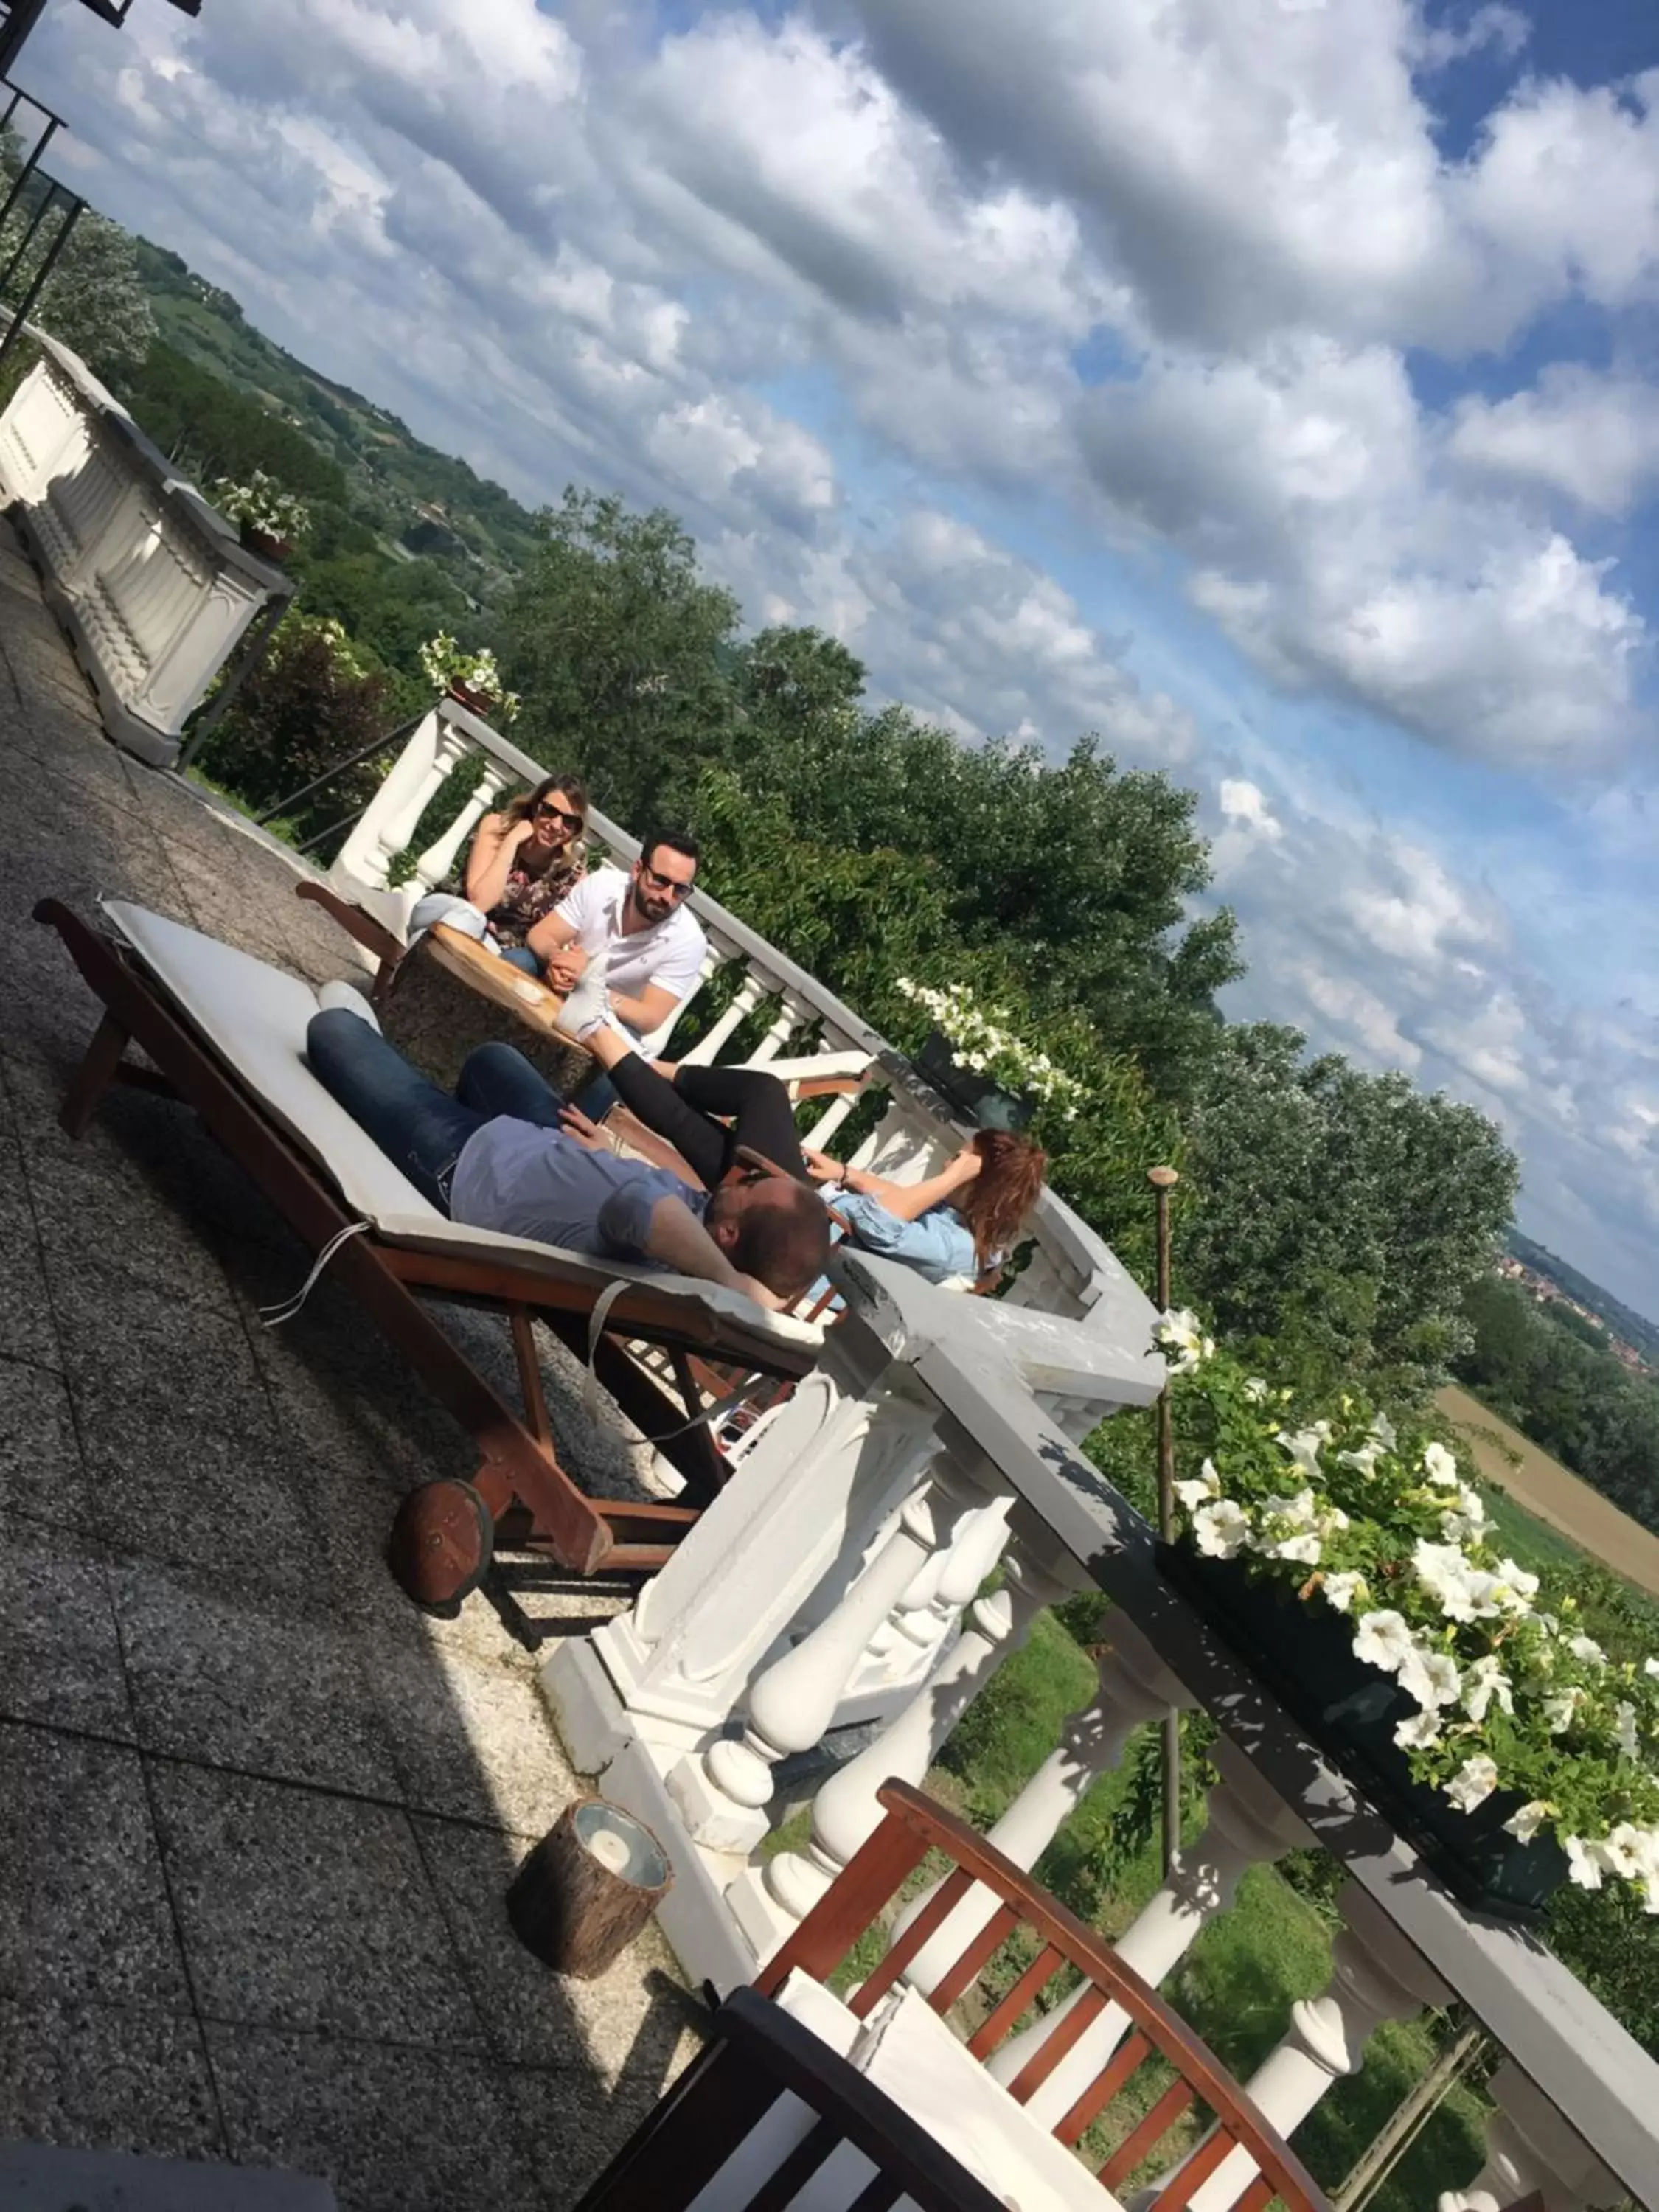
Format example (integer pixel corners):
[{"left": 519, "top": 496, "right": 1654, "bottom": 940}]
[{"left": 507, "top": 1798, "right": 672, "bottom": 1980}]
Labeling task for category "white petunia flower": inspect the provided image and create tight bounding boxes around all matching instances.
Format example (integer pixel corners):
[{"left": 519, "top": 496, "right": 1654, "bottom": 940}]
[
  {"left": 1194, "top": 1500, "right": 1251, "bottom": 1559},
  {"left": 1263, "top": 1488, "right": 1319, "bottom": 1531},
  {"left": 1400, "top": 1646, "right": 1463, "bottom": 1711},
  {"left": 1504, "top": 1800, "right": 1552, "bottom": 1843},
  {"left": 1394, "top": 1710, "right": 1442, "bottom": 1751},
  {"left": 1175, "top": 1458, "right": 1222, "bottom": 1512},
  {"left": 1353, "top": 1610, "right": 1414, "bottom": 1674},
  {"left": 1616, "top": 1703, "right": 1641, "bottom": 1760},
  {"left": 1441, "top": 1486, "right": 1490, "bottom": 1544},
  {"left": 1413, "top": 1540, "right": 1484, "bottom": 1624},
  {"left": 1601, "top": 1825, "right": 1644, "bottom": 1880},
  {"left": 1489, "top": 1559, "right": 1540, "bottom": 1616},
  {"left": 1157, "top": 1310, "right": 1208, "bottom": 1376},
  {"left": 1444, "top": 1755, "right": 1499, "bottom": 1813},
  {"left": 1645, "top": 1658, "right": 1659, "bottom": 1680},
  {"left": 1544, "top": 1688, "right": 1586, "bottom": 1733},
  {"left": 1369, "top": 1411, "right": 1398, "bottom": 1450},
  {"left": 1276, "top": 1428, "right": 1329, "bottom": 1481},
  {"left": 1565, "top": 1837, "right": 1607, "bottom": 1890},
  {"left": 1323, "top": 1571, "right": 1366, "bottom": 1614},
  {"left": 1243, "top": 1377, "right": 1270, "bottom": 1403},
  {"left": 1422, "top": 1441, "right": 1461, "bottom": 1488},
  {"left": 1568, "top": 1634, "right": 1607, "bottom": 1669},
  {"left": 1337, "top": 1441, "right": 1385, "bottom": 1478},
  {"left": 1265, "top": 1531, "right": 1322, "bottom": 1565},
  {"left": 1463, "top": 1655, "right": 1514, "bottom": 1723}
]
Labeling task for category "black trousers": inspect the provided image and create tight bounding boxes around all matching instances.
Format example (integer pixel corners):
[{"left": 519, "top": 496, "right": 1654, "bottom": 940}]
[{"left": 606, "top": 1060, "right": 810, "bottom": 1191}]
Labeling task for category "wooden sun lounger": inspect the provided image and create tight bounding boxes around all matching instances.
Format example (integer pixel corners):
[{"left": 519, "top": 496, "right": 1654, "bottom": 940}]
[{"left": 32, "top": 898, "right": 823, "bottom": 1607}]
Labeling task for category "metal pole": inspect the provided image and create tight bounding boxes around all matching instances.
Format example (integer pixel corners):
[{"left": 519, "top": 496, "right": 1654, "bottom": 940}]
[
  {"left": 251, "top": 709, "right": 426, "bottom": 823},
  {"left": 1150, "top": 1163, "right": 1181, "bottom": 1876},
  {"left": 0, "top": 173, "right": 58, "bottom": 301},
  {"left": 1332, "top": 2020, "right": 1486, "bottom": 2212},
  {"left": 0, "top": 189, "right": 75, "bottom": 375}
]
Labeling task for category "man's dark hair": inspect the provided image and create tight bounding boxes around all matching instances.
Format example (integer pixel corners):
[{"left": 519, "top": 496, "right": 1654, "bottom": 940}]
[
  {"left": 718, "top": 1178, "right": 830, "bottom": 1303},
  {"left": 639, "top": 827, "right": 700, "bottom": 872}
]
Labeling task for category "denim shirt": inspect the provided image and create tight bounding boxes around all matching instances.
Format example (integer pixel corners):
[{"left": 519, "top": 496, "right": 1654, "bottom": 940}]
[{"left": 829, "top": 1191, "right": 979, "bottom": 1284}]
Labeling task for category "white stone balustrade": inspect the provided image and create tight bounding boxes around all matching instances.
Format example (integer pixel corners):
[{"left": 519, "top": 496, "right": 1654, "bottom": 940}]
[
  {"left": 1156, "top": 1879, "right": 1452, "bottom": 2212},
  {"left": 987, "top": 1734, "right": 1313, "bottom": 2124},
  {"left": 0, "top": 329, "right": 290, "bottom": 768},
  {"left": 894, "top": 1608, "right": 1194, "bottom": 1996},
  {"left": 1439, "top": 2063, "right": 1619, "bottom": 2212}
]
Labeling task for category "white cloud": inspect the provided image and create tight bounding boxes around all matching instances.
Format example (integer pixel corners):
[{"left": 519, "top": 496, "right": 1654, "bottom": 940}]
[{"left": 1448, "top": 365, "right": 1659, "bottom": 516}]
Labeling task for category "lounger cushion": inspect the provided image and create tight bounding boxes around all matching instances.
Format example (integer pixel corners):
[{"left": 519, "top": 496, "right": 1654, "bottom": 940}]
[{"left": 101, "top": 902, "right": 821, "bottom": 1357}]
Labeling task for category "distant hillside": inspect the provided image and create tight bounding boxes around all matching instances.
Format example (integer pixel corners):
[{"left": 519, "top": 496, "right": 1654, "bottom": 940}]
[
  {"left": 1506, "top": 1228, "right": 1659, "bottom": 1366},
  {"left": 131, "top": 237, "right": 545, "bottom": 594}
]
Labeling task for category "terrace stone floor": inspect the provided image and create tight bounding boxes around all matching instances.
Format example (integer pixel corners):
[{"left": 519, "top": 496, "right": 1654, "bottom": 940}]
[{"left": 0, "top": 529, "right": 705, "bottom": 2209}]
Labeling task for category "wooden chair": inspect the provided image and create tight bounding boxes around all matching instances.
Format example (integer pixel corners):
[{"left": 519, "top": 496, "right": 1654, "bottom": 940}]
[
  {"left": 756, "top": 1780, "right": 1337, "bottom": 2212},
  {"left": 569, "top": 1983, "right": 1012, "bottom": 2212}
]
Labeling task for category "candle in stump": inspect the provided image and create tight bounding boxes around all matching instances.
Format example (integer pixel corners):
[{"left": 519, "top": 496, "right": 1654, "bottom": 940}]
[{"left": 507, "top": 1798, "right": 672, "bottom": 1980}]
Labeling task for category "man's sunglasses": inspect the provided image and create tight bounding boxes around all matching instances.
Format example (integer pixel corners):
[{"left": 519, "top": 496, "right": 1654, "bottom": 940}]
[
  {"left": 535, "top": 801, "right": 584, "bottom": 833},
  {"left": 639, "top": 861, "right": 693, "bottom": 900}
]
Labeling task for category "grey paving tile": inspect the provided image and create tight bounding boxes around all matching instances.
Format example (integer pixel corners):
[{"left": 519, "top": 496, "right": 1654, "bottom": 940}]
[
  {"left": 149, "top": 1762, "right": 483, "bottom": 2049},
  {"left": 49, "top": 1263, "right": 267, "bottom": 1436},
  {"left": 111, "top": 1554, "right": 402, "bottom": 1796},
  {"left": 79, "top": 1399, "right": 334, "bottom": 1611},
  {"left": 0, "top": 1136, "right": 60, "bottom": 1371},
  {"left": 206, "top": 2023, "right": 546, "bottom": 2212},
  {"left": 373, "top": 1641, "right": 580, "bottom": 1837},
  {"left": 0, "top": 1723, "right": 189, "bottom": 2012},
  {"left": 25, "top": 1124, "right": 240, "bottom": 1315},
  {"left": 0, "top": 1514, "right": 133, "bottom": 1739},
  {"left": 0, "top": 1990, "right": 224, "bottom": 2160},
  {"left": 505, "top": 2062, "right": 645, "bottom": 2211},
  {"left": 412, "top": 1815, "right": 702, "bottom": 2081},
  {"left": 0, "top": 1353, "right": 88, "bottom": 1529}
]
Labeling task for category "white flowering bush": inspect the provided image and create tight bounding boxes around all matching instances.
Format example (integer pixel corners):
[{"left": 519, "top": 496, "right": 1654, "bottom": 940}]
[
  {"left": 420, "top": 633, "right": 521, "bottom": 722},
  {"left": 212, "top": 470, "right": 309, "bottom": 548},
  {"left": 897, "top": 977, "right": 1085, "bottom": 1120},
  {"left": 1158, "top": 1315, "right": 1659, "bottom": 1907}
]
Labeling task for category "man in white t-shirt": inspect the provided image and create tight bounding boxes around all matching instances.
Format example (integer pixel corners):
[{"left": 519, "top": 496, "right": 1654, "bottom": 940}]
[{"left": 526, "top": 827, "right": 708, "bottom": 1051}]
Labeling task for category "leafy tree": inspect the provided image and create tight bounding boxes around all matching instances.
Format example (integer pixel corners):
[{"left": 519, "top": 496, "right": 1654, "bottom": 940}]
[
  {"left": 1178, "top": 1024, "right": 1520, "bottom": 1396},
  {"left": 194, "top": 611, "right": 396, "bottom": 836},
  {"left": 114, "top": 343, "right": 347, "bottom": 504},
  {"left": 500, "top": 488, "right": 740, "bottom": 824}
]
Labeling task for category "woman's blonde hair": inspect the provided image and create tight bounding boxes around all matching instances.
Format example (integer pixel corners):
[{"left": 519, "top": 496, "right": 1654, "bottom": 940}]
[{"left": 503, "top": 771, "right": 589, "bottom": 832}]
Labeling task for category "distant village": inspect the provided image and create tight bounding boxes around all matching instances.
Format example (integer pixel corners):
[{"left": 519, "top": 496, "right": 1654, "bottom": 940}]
[{"left": 1497, "top": 1254, "right": 1655, "bottom": 1375}]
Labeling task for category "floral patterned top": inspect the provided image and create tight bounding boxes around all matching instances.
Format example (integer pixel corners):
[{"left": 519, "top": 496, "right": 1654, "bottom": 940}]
[{"left": 480, "top": 838, "right": 588, "bottom": 950}]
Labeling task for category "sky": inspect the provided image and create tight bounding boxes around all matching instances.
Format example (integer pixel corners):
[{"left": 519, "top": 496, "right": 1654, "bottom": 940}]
[{"left": 24, "top": 0, "right": 1659, "bottom": 1317}]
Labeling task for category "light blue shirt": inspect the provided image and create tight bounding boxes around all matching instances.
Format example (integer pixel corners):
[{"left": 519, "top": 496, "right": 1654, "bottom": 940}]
[
  {"left": 450, "top": 1118, "right": 707, "bottom": 1262},
  {"left": 829, "top": 1191, "right": 980, "bottom": 1284}
]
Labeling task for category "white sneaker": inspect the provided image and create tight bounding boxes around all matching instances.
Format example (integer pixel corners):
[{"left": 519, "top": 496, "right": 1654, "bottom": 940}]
[{"left": 554, "top": 963, "right": 613, "bottom": 1041}]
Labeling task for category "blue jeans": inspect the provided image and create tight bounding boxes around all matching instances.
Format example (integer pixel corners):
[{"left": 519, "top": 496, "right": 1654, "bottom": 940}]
[
  {"left": 305, "top": 1012, "right": 566, "bottom": 1212},
  {"left": 498, "top": 945, "right": 540, "bottom": 976}
]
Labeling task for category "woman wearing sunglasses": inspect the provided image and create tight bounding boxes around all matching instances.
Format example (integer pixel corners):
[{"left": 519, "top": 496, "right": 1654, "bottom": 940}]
[{"left": 462, "top": 773, "right": 589, "bottom": 955}]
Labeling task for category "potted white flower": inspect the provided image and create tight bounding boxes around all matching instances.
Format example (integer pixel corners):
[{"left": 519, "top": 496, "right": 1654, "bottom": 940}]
[
  {"left": 212, "top": 470, "right": 310, "bottom": 564},
  {"left": 419, "top": 633, "right": 521, "bottom": 724},
  {"left": 1155, "top": 1317, "right": 1659, "bottom": 1923},
  {"left": 896, "top": 978, "right": 1083, "bottom": 1132}
]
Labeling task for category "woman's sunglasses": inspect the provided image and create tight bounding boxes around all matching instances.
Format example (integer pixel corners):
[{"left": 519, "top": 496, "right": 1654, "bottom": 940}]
[{"left": 535, "top": 801, "right": 585, "bottom": 834}]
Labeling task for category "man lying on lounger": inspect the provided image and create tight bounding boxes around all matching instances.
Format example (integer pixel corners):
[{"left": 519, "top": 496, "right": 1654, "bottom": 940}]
[{"left": 305, "top": 985, "right": 830, "bottom": 1311}]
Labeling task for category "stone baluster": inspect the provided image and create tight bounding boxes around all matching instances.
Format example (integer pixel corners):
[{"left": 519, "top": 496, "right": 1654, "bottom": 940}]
[
  {"left": 408, "top": 745, "right": 508, "bottom": 895},
  {"left": 678, "top": 965, "right": 771, "bottom": 1066},
  {"left": 668, "top": 1470, "right": 976, "bottom": 1856},
  {"left": 729, "top": 1522, "right": 1067, "bottom": 1961},
  {"left": 988, "top": 1736, "right": 1312, "bottom": 2121},
  {"left": 1156, "top": 1879, "right": 1450, "bottom": 2212},
  {"left": 548, "top": 1324, "right": 947, "bottom": 1782},
  {"left": 894, "top": 1610, "right": 1194, "bottom": 1994},
  {"left": 799, "top": 1079, "right": 867, "bottom": 1150},
  {"left": 746, "top": 987, "right": 815, "bottom": 1067},
  {"left": 868, "top": 1495, "right": 1015, "bottom": 1671},
  {"left": 1439, "top": 2062, "right": 1619, "bottom": 2212},
  {"left": 333, "top": 706, "right": 470, "bottom": 900}
]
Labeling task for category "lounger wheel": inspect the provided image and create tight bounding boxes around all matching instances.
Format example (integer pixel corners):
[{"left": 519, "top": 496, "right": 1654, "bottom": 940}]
[{"left": 388, "top": 1479, "right": 495, "bottom": 1609}]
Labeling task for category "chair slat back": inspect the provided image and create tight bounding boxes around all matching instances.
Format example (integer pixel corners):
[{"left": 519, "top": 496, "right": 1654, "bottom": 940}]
[{"left": 759, "top": 1780, "right": 1338, "bottom": 2212}]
